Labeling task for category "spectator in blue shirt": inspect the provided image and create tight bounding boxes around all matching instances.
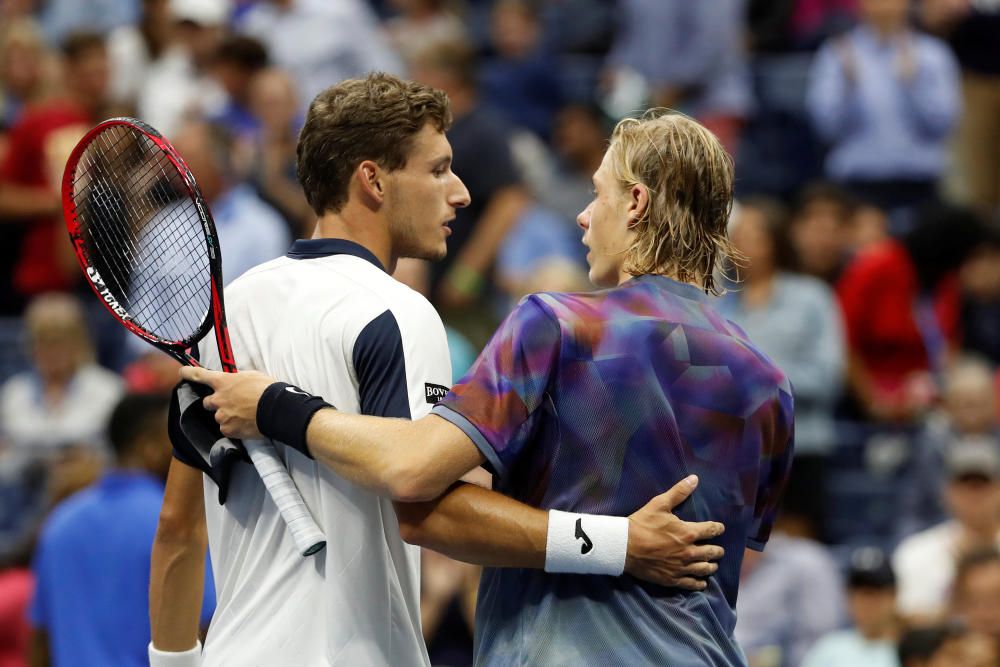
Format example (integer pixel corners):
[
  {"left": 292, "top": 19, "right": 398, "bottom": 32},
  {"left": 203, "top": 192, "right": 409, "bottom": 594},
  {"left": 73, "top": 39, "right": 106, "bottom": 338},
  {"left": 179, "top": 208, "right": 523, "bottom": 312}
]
[
  {"left": 806, "top": 0, "right": 961, "bottom": 229},
  {"left": 28, "top": 393, "right": 215, "bottom": 667}
]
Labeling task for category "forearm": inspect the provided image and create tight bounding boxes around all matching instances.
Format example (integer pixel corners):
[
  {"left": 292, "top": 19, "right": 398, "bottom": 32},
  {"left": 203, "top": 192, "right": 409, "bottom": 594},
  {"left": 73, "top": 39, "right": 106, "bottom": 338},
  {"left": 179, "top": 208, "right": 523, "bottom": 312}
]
[
  {"left": 397, "top": 475, "right": 728, "bottom": 589},
  {"left": 149, "top": 537, "right": 206, "bottom": 650},
  {"left": 306, "top": 411, "right": 483, "bottom": 502},
  {"left": 395, "top": 482, "right": 547, "bottom": 568},
  {"left": 149, "top": 460, "right": 208, "bottom": 651}
]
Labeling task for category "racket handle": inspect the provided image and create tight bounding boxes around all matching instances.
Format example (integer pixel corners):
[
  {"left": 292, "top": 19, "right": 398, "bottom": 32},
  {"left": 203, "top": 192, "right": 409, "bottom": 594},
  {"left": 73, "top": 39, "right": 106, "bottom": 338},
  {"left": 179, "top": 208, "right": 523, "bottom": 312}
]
[{"left": 244, "top": 440, "right": 327, "bottom": 557}]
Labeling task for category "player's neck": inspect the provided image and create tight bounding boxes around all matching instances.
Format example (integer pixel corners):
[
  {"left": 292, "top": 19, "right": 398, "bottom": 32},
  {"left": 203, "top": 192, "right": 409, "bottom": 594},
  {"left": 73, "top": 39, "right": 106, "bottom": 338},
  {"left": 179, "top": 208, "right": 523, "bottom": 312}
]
[{"left": 311, "top": 209, "right": 394, "bottom": 273}]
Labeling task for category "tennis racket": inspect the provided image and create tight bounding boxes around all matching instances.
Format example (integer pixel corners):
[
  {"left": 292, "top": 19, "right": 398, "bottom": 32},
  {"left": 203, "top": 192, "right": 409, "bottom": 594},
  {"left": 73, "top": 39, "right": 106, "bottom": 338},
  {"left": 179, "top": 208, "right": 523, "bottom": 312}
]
[{"left": 62, "top": 117, "right": 326, "bottom": 557}]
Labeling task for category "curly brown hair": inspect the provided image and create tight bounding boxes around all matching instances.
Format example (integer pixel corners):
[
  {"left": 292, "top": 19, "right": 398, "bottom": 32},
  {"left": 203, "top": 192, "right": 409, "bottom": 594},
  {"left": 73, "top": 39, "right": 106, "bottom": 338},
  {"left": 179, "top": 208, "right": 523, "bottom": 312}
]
[
  {"left": 296, "top": 72, "right": 452, "bottom": 215},
  {"left": 609, "top": 110, "right": 737, "bottom": 295}
]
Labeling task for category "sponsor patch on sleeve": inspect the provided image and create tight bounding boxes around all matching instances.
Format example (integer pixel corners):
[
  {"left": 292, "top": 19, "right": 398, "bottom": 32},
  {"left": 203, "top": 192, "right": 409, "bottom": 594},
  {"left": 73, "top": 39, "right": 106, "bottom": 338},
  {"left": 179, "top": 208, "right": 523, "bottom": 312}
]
[{"left": 424, "top": 383, "right": 450, "bottom": 404}]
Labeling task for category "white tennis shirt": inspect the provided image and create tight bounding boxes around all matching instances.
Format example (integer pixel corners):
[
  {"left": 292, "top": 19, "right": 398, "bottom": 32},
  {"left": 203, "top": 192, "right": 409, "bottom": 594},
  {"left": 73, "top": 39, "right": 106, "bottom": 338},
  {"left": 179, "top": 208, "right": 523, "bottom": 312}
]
[{"left": 196, "top": 239, "right": 451, "bottom": 666}]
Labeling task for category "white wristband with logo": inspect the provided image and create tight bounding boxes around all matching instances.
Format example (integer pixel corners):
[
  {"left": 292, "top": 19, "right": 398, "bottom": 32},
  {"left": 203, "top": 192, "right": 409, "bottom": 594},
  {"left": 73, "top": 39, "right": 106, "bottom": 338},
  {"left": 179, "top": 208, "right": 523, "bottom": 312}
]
[
  {"left": 149, "top": 641, "right": 202, "bottom": 667},
  {"left": 544, "top": 509, "right": 629, "bottom": 575}
]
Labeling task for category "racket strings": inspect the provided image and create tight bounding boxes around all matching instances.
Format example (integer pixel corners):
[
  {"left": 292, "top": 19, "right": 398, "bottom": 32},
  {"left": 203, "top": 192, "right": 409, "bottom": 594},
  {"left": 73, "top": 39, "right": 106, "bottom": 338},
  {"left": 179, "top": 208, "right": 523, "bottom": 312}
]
[
  {"left": 74, "top": 127, "right": 209, "bottom": 307},
  {"left": 70, "top": 124, "right": 213, "bottom": 343}
]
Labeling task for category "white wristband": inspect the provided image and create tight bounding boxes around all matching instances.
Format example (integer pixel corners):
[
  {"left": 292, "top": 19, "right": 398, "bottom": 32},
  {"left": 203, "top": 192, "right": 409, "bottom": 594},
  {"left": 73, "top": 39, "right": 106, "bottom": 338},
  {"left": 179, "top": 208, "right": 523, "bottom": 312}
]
[
  {"left": 544, "top": 509, "right": 629, "bottom": 575},
  {"left": 149, "top": 641, "right": 202, "bottom": 667}
]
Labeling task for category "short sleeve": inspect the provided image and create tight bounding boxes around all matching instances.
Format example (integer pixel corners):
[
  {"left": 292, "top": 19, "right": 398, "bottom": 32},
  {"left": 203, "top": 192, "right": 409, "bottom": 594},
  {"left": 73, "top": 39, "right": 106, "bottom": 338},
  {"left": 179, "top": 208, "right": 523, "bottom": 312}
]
[
  {"left": 747, "top": 380, "right": 795, "bottom": 551},
  {"left": 432, "top": 296, "right": 560, "bottom": 478}
]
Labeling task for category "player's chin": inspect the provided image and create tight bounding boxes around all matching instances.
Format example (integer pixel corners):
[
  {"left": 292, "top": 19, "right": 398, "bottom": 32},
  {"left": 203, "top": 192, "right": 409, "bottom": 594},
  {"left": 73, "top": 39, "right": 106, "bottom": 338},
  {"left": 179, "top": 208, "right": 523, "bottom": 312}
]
[
  {"left": 411, "top": 243, "right": 447, "bottom": 263},
  {"left": 588, "top": 263, "right": 615, "bottom": 288}
]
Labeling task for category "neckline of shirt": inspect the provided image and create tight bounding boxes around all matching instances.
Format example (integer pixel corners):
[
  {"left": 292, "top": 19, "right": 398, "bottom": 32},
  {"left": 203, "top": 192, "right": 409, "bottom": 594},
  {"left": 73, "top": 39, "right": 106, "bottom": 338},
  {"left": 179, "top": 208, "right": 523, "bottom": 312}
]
[
  {"left": 628, "top": 273, "right": 708, "bottom": 301},
  {"left": 286, "top": 238, "right": 386, "bottom": 272}
]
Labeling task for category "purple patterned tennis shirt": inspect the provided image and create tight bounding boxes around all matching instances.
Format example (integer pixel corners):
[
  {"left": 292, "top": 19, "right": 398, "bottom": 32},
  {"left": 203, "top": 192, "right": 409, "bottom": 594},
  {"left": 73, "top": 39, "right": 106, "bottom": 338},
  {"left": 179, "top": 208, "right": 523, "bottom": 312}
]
[{"left": 433, "top": 274, "right": 794, "bottom": 666}]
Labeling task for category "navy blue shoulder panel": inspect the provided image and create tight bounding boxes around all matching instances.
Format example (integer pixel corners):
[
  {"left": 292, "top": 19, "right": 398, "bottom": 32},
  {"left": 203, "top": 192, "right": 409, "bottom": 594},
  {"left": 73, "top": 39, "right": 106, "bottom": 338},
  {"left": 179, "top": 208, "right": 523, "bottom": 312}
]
[{"left": 353, "top": 309, "right": 411, "bottom": 419}]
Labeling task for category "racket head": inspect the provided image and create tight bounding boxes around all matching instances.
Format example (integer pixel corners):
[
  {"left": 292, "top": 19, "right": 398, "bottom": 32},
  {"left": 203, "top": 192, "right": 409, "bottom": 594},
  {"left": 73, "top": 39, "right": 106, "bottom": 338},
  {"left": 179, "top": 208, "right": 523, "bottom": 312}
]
[{"left": 61, "top": 117, "right": 228, "bottom": 363}]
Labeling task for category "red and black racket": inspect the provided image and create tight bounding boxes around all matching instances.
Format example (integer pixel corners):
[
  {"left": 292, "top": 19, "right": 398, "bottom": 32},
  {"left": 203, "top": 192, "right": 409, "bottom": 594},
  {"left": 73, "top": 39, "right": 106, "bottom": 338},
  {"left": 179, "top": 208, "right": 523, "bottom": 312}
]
[{"left": 62, "top": 117, "right": 325, "bottom": 557}]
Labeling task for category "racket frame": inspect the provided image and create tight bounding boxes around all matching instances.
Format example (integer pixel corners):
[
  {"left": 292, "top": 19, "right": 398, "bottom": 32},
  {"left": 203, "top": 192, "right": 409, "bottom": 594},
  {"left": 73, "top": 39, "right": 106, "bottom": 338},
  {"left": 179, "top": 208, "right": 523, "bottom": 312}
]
[
  {"left": 62, "top": 117, "right": 236, "bottom": 372},
  {"left": 62, "top": 117, "right": 325, "bottom": 557}
]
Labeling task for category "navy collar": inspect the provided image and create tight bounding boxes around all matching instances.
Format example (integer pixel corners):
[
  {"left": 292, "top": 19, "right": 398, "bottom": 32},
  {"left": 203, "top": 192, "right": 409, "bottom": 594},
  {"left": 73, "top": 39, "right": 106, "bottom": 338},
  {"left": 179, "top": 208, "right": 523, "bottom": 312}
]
[{"left": 286, "top": 238, "right": 386, "bottom": 272}]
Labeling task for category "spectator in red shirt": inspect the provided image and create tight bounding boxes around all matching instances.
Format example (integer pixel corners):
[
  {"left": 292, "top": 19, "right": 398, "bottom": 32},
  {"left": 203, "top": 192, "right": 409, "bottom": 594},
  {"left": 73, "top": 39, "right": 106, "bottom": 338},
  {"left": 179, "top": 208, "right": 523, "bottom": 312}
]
[
  {"left": 0, "top": 32, "right": 114, "bottom": 311},
  {"left": 837, "top": 202, "right": 987, "bottom": 422}
]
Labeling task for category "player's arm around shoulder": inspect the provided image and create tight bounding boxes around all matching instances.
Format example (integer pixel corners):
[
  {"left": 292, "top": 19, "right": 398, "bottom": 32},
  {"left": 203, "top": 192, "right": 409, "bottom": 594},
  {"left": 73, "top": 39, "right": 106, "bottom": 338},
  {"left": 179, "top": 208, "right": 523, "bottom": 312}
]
[
  {"left": 149, "top": 458, "right": 209, "bottom": 656},
  {"left": 185, "top": 366, "right": 730, "bottom": 587},
  {"left": 181, "top": 364, "right": 480, "bottom": 502},
  {"left": 391, "top": 471, "right": 726, "bottom": 587}
]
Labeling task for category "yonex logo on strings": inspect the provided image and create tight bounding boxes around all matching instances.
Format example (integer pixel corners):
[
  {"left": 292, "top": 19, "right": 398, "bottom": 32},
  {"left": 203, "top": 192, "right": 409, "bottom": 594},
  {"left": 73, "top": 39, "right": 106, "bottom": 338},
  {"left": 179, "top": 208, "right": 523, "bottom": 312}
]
[{"left": 86, "top": 267, "right": 130, "bottom": 321}]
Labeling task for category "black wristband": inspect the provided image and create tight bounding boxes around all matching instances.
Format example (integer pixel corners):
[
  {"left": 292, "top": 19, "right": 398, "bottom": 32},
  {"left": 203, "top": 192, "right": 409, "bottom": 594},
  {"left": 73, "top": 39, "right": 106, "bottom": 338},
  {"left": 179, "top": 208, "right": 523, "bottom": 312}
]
[{"left": 256, "top": 382, "right": 333, "bottom": 458}]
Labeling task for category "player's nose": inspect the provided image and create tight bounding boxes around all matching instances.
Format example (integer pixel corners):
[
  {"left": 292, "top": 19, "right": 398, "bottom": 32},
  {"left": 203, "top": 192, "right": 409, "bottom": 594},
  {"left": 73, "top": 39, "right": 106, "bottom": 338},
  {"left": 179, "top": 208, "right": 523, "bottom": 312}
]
[
  {"left": 449, "top": 173, "right": 471, "bottom": 209},
  {"left": 576, "top": 203, "right": 592, "bottom": 231}
]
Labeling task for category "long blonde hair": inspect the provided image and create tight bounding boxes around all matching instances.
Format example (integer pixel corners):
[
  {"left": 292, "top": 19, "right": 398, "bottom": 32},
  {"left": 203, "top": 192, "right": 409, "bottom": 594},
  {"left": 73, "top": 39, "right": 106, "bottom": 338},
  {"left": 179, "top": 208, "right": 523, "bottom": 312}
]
[{"left": 608, "top": 110, "right": 738, "bottom": 295}]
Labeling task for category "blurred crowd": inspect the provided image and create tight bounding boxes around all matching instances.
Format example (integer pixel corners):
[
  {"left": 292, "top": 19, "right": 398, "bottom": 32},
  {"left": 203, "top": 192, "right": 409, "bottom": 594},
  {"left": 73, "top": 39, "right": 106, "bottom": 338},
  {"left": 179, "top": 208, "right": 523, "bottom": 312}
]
[{"left": 0, "top": 0, "right": 998, "bottom": 666}]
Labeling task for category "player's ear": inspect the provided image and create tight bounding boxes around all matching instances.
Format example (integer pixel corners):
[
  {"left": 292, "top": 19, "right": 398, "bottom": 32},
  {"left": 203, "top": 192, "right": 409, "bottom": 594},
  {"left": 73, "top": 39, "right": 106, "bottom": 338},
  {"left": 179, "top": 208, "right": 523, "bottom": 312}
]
[
  {"left": 357, "top": 160, "right": 386, "bottom": 206},
  {"left": 626, "top": 183, "right": 649, "bottom": 229}
]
